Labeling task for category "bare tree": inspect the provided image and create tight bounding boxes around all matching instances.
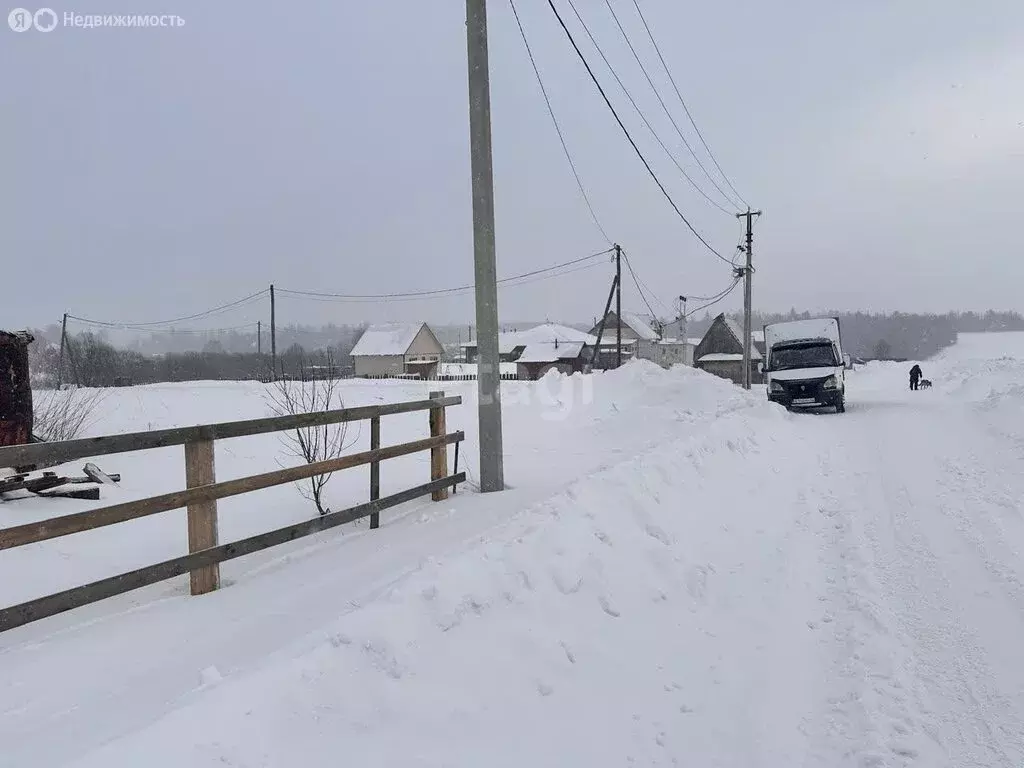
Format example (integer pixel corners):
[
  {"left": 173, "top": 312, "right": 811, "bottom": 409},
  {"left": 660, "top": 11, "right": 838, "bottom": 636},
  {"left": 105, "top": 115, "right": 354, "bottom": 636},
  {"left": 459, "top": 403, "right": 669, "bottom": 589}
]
[
  {"left": 263, "top": 353, "right": 358, "bottom": 515},
  {"left": 33, "top": 387, "right": 107, "bottom": 442}
]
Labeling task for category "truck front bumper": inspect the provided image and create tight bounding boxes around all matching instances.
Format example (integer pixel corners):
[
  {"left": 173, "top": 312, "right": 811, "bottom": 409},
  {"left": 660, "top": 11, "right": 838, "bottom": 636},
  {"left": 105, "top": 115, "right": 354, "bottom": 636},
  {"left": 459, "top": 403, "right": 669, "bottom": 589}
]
[{"left": 768, "top": 389, "right": 843, "bottom": 409}]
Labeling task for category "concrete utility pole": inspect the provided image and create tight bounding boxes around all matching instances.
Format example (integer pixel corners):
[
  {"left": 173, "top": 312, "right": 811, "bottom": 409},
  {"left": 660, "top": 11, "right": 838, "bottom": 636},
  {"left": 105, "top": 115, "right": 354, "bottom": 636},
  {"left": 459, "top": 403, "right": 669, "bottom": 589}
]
[
  {"left": 269, "top": 284, "right": 277, "bottom": 381},
  {"left": 736, "top": 208, "right": 762, "bottom": 390},
  {"left": 615, "top": 244, "right": 623, "bottom": 367},
  {"left": 678, "top": 295, "right": 687, "bottom": 343},
  {"left": 466, "top": 0, "right": 504, "bottom": 492}
]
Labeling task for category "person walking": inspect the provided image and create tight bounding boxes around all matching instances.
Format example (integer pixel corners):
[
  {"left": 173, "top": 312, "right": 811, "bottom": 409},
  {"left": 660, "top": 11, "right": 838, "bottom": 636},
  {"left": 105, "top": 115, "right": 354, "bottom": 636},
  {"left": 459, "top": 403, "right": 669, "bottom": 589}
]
[{"left": 909, "top": 364, "right": 923, "bottom": 391}]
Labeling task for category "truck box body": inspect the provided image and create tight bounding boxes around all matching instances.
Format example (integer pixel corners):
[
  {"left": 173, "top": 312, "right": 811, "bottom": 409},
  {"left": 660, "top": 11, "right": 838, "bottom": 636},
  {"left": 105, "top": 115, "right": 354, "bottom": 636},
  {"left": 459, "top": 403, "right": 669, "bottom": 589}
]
[{"left": 763, "top": 318, "right": 846, "bottom": 412}]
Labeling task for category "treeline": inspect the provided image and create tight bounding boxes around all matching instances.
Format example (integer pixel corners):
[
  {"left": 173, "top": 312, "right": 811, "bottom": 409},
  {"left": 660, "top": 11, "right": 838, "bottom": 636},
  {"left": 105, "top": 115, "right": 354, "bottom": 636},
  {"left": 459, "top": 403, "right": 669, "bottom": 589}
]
[
  {"left": 28, "top": 332, "right": 355, "bottom": 388},
  {"left": 687, "top": 310, "right": 1023, "bottom": 361}
]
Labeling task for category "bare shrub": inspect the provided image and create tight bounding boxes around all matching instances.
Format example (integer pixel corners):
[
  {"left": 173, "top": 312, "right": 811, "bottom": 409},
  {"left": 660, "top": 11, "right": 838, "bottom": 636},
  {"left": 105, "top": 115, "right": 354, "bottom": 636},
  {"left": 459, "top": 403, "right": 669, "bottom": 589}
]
[
  {"left": 264, "top": 356, "right": 358, "bottom": 516},
  {"left": 33, "top": 387, "right": 107, "bottom": 442}
]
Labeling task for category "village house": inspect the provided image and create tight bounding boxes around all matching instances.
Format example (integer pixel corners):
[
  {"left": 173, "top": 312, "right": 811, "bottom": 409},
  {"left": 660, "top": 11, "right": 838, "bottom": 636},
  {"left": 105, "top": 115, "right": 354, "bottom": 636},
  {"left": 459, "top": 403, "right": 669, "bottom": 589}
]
[
  {"left": 636, "top": 337, "right": 698, "bottom": 368},
  {"left": 587, "top": 311, "right": 659, "bottom": 369},
  {"left": 693, "top": 314, "right": 766, "bottom": 385},
  {"left": 511, "top": 323, "right": 598, "bottom": 380},
  {"left": 349, "top": 322, "right": 444, "bottom": 378},
  {"left": 458, "top": 323, "right": 599, "bottom": 379}
]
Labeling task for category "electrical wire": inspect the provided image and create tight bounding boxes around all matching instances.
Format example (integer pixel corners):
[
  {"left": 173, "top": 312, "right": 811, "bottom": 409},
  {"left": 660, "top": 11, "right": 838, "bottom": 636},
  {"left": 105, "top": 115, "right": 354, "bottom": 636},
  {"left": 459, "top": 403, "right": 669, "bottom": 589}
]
[
  {"left": 628, "top": 0, "right": 749, "bottom": 209},
  {"left": 67, "top": 288, "right": 268, "bottom": 330},
  {"left": 620, "top": 250, "right": 659, "bottom": 320},
  {"left": 276, "top": 247, "right": 614, "bottom": 301},
  {"left": 561, "top": 0, "right": 734, "bottom": 218},
  {"left": 602, "top": 0, "right": 741, "bottom": 211},
  {"left": 278, "top": 259, "right": 610, "bottom": 304},
  {"left": 67, "top": 318, "right": 260, "bottom": 334},
  {"left": 509, "top": 0, "right": 612, "bottom": 245},
  {"left": 685, "top": 279, "right": 740, "bottom": 317},
  {"left": 548, "top": 0, "right": 732, "bottom": 264}
]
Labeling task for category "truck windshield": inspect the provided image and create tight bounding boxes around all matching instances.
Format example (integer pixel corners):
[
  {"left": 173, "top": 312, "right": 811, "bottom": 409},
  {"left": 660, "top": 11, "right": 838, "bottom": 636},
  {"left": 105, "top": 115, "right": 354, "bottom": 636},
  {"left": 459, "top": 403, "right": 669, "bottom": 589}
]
[{"left": 769, "top": 344, "right": 838, "bottom": 371}]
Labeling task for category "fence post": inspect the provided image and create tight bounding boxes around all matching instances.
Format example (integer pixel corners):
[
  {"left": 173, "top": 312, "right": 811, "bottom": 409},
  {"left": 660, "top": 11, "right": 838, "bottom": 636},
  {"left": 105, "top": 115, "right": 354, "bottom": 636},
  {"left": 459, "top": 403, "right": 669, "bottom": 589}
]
[
  {"left": 184, "top": 435, "right": 219, "bottom": 595},
  {"left": 428, "top": 390, "right": 449, "bottom": 501},
  {"left": 369, "top": 416, "right": 380, "bottom": 528}
]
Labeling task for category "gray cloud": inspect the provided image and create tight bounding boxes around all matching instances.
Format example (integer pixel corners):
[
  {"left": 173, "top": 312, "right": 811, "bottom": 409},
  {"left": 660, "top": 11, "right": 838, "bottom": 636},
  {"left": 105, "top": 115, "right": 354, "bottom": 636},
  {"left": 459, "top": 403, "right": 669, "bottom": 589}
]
[{"left": 2, "top": 0, "right": 1022, "bottom": 334}]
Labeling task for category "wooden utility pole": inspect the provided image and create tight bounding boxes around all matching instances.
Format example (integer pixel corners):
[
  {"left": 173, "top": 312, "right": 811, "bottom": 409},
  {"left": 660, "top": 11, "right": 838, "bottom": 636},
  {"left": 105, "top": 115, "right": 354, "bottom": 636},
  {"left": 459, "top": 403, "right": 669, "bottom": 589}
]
[
  {"left": 590, "top": 273, "right": 619, "bottom": 368},
  {"left": 615, "top": 243, "right": 622, "bottom": 367},
  {"left": 467, "top": 0, "right": 504, "bottom": 492},
  {"left": 57, "top": 313, "right": 68, "bottom": 389},
  {"left": 257, "top": 320, "right": 262, "bottom": 357},
  {"left": 269, "top": 284, "right": 277, "bottom": 381},
  {"left": 736, "top": 208, "right": 762, "bottom": 389}
]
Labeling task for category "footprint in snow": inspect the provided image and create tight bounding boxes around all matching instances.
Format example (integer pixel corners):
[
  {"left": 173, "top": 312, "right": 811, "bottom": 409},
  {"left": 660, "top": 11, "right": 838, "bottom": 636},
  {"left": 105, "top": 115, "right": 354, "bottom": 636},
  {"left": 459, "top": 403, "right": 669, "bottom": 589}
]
[{"left": 598, "top": 594, "right": 621, "bottom": 617}]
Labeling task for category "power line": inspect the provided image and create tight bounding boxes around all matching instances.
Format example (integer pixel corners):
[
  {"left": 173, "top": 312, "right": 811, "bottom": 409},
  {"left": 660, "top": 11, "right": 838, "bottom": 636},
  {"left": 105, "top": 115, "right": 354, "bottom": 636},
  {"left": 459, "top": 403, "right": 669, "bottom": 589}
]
[
  {"left": 509, "top": 0, "right": 612, "bottom": 245},
  {"left": 276, "top": 247, "right": 615, "bottom": 302},
  {"left": 548, "top": 0, "right": 732, "bottom": 265},
  {"left": 620, "top": 250, "right": 658, "bottom": 319},
  {"left": 685, "top": 279, "right": 740, "bottom": 317},
  {"left": 67, "top": 318, "right": 260, "bottom": 334},
  {"left": 602, "top": 0, "right": 741, "bottom": 211},
  {"left": 561, "top": 0, "right": 734, "bottom": 218},
  {"left": 68, "top": 288, "right": 268, "bottom": 330},
  {"left": 628, "top": 0, "right": 749, "bottom": 209}
]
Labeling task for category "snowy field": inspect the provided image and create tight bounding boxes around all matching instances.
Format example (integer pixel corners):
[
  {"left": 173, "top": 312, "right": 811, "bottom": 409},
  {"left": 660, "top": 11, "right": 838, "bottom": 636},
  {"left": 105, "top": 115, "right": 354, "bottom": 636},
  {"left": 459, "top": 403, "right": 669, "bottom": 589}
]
[{"left": 2, "top": 333, "right": 1023, "bottom": 767}]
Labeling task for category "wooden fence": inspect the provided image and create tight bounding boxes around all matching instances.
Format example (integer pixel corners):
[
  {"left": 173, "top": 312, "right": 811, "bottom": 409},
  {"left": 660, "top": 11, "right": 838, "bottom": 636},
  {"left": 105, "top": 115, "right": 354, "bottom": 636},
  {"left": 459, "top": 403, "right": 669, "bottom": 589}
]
[{"left": 0, "top": 391, "right": 464, "bottom": 633}]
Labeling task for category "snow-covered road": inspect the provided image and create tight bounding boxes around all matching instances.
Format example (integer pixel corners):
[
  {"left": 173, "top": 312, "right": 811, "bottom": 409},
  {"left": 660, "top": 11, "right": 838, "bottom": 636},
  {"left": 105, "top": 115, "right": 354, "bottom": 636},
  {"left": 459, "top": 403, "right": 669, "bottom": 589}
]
[{"left": 2, "top": 333, "right": 1023, "bottom": 767}]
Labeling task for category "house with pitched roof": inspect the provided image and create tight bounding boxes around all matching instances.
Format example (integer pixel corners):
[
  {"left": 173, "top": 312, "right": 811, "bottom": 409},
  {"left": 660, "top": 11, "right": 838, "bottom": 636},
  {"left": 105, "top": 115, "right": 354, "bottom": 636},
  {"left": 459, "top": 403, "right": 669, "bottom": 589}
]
[
  {"left": 587, "top": 311, "right": 660, "bottom": 368},
  {"left": 693, "top": 313, "right": 766, "bottom": 385},
  {"left": 350, "top": 323, "right": 444, "bottom": 378}
]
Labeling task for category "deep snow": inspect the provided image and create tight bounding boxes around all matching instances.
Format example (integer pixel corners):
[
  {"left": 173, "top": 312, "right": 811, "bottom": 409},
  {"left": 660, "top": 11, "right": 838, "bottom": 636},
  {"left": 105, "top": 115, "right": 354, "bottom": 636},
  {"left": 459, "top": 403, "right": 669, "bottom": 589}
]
[{"left": 2, "top": 333, "right": 1023, "bottom": 767}]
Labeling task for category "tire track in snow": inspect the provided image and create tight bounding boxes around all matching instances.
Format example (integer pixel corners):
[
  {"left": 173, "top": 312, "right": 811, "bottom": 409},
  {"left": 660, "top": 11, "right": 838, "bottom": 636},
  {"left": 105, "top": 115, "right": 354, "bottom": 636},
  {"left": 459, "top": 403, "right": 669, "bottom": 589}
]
[{"left": 827, "top": 399, "right": 1024, "bottom": 767}]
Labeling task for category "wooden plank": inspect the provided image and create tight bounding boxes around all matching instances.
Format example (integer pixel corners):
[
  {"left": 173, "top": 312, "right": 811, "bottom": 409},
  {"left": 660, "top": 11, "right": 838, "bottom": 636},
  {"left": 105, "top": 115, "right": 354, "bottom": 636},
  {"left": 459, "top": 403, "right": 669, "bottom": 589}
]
[
  {"left": 0, "top": 431, "right": 464, "bottom": 551},
  {"left": 37, "top": 487, "right": 100, "bottom": 501},
  {"left": 0, "top": 473, "right": 465, "bottom": 633},
  {"left": 184, "top": 439, "right": 219, "bottom": 595},
  {"left": 429, "top": 391, "right": 449, "bottom": 502},
  {"left": 369, "top": 416, "right": 380, "bottom": 529},
  {"left": 0, "top": 395, "right": 462, "bottom": 469}
]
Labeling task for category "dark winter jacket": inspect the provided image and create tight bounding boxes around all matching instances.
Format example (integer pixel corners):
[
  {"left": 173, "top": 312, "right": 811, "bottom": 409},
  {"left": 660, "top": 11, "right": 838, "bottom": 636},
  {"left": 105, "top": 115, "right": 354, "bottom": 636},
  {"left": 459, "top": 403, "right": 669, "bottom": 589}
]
[{"left": 909, "top": 365, "right": 922, "bottom": 381}]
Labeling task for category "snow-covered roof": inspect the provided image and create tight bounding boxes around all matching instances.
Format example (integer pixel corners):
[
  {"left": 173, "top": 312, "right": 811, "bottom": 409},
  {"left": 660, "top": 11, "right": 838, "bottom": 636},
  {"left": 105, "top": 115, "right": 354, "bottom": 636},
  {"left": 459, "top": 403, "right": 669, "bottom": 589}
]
[
  {"left": 461, "top": 324, "right": 596, "bottom": 361},
  {"left": 687, "top": 337, "right": 703, "bottom": 347},
  {"left": 698, "top": 353, "right": 745, "bottom": 363},
  {"left": 510, "top": 323, "right": 596, "bottom": 346},
  {"left": 350, "top": 323, "right": 427, "bottom": 357},
  {"left": 753, "top": 330, "right": 766, "bottom": 343},
  {"left": 721, "top": 318, "right": 763, "bottom": 359},
  {"left": 621, "top": 312, "right": 659, "bottom": 341},
  {"left": 516, "top": 341, "right": 586, "bottom": 364}
]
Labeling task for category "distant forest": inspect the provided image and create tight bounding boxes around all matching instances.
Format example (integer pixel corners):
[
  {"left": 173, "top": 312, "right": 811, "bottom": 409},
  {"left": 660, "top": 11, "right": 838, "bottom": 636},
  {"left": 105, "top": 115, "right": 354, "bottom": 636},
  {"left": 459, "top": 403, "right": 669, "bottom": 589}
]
[
  {"left": 686, "top": 310, "right": 1024, "bottom": 361},
  {"left": 21, "top": 309, "right": 1023, "bottom": 387}
]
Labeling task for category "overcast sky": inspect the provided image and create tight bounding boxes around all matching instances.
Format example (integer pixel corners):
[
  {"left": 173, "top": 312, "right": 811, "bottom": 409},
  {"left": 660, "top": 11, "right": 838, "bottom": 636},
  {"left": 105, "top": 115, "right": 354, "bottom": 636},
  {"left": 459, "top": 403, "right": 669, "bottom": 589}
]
[{"left": 3, "top": 0, "right": 1023, "bottom": 334}]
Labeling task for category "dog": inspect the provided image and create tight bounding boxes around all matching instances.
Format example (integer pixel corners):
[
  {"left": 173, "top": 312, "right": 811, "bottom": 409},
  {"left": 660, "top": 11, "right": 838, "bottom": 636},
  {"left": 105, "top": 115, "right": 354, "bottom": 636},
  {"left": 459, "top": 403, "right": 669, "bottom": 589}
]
[{"left": 919, "top": 379, "right": 932, "bottom": 389}]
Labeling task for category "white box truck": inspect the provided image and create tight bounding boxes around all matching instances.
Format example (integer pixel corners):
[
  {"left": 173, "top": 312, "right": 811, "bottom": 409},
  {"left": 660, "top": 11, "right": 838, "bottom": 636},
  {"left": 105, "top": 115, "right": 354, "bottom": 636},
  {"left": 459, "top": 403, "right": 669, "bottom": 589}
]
[{"left": 763, "top": 317, "right": 846, "bottom": 413}]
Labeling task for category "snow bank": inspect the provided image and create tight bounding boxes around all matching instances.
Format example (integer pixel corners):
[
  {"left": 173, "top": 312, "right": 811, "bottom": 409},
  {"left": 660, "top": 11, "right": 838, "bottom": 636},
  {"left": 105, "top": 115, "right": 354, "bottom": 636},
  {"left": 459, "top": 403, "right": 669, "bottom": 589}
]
[{"left": 65, "top": 390, "right": 800, "bottom": 768}]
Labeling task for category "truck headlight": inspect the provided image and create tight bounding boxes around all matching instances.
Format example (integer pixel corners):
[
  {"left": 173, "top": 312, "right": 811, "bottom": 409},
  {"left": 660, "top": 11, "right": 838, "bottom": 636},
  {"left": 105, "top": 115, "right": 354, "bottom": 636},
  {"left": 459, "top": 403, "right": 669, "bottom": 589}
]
[
  {"left": 770, "top": 380, "right": 784, "bottom": 393},
  {"left": 823, "top": 376, "right": 838, "bottom": 390}
]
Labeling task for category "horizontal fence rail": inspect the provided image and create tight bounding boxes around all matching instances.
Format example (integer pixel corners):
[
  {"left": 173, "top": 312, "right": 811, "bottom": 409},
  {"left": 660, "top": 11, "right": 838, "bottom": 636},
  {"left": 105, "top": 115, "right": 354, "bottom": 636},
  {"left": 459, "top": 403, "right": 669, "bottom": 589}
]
[
  {"left": 0, "top": 392, "right": 464, "bottom": 633},
  {"left": 0, "top": 432, "right": 464, "bottom": 551},
  {"left": 0, "top": 474, "right": 464, "bottom": 633},
  {"left": 0, "top": 395, "right": 460, "bottom": 469}
]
